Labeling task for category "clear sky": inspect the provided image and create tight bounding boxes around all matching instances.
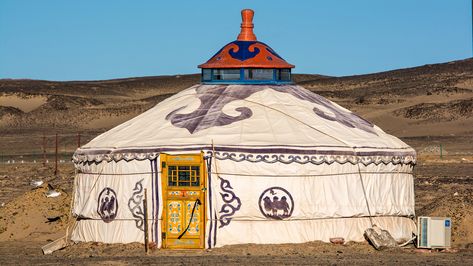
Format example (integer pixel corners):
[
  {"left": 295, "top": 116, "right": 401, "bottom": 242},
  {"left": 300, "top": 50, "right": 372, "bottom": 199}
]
[{"left": 0, "top": 0, "right": 471, "bottom": 81}]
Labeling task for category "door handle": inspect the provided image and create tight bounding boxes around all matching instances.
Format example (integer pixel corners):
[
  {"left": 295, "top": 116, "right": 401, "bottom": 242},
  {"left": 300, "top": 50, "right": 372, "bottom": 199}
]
[{"left": 177, "top": 199, "right": 201, "bottom": 239}]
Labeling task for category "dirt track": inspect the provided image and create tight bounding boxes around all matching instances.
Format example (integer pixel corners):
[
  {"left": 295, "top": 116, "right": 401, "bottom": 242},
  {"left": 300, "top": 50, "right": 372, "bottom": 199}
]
[{"left": 0, "top": 241, "right": 472, "bottom": 265}]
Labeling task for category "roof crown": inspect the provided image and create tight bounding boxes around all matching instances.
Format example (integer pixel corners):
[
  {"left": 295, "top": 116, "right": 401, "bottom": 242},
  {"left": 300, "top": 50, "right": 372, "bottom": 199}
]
[
  {"left": 237, "top": 9, "right": 257, "bottom": 41},
  {"left": 198, "top": 9, "right": 294, "bottom": 69}
]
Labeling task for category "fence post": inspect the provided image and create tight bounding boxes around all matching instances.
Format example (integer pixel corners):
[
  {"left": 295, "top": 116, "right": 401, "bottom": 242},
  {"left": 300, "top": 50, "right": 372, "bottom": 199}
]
[
  {"left": 43, "top": 133, "right": 47, "bottom": 166},
  {"left": 54, "top": 133, "right": 58, "bottom": 176},
  {"left": 143, "top": 188, "right": 149, "bottom": 253}
]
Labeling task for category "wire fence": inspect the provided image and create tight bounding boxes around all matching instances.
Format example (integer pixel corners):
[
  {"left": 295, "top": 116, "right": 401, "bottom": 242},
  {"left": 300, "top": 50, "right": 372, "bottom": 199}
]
[
  {"left": 0, "top": 155, "right": 73, "bottom": 165},
  {"left": 0, "top": 132, "right": 98, "bottom": 165}
]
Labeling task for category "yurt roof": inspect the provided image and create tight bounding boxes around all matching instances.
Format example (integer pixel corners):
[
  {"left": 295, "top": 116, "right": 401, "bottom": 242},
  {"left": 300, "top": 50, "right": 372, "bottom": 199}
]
[{"left": 74, "top": 84, "right": 416, "bottom": 165}]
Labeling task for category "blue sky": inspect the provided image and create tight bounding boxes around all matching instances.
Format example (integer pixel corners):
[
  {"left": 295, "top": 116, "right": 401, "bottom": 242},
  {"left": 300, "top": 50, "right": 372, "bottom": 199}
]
[{"left": 0, "top": 0, "right": 471, "bottom": 81}]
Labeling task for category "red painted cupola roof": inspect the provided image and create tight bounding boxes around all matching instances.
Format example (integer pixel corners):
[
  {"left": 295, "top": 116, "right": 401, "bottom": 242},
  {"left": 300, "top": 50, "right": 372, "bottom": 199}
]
[{"left": 198, "top": 9, "right": 295, "bottom": 69}]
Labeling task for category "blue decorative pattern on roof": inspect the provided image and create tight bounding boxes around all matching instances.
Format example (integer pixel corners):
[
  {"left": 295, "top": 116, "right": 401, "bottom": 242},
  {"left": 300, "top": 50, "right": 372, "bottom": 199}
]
[
  {"left": 228, "top": 41, "right": 260, "bottom": 61},
  {"left": 208, "top": 41, "right": 288, "bottom": 63}
]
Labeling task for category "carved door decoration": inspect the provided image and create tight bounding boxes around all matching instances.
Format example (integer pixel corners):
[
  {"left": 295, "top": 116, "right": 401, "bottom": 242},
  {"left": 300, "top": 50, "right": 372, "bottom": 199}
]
[{"left": 161, "top": 153, "right": 206, "bottom": 249}]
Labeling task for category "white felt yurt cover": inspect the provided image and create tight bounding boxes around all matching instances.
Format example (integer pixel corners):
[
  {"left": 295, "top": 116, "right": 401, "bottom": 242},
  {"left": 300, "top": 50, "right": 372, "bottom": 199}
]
[{"left": 71, "top": 84, "right": 416, "bottom": 247}]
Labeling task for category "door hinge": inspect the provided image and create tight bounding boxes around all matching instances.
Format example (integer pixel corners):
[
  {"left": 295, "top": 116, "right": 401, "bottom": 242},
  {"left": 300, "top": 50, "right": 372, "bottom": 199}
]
[
  {"left": 161, "top": 162, "right": 166, "bottom": 169},
  {"left": 162, "top": 232, "right": 166, "bottom": 240}
]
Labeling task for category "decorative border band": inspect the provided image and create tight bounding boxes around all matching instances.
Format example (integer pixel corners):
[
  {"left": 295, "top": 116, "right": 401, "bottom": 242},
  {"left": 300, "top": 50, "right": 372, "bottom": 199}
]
[
  {"left": 208, "top": 151, "right": 415, "bottom": 166},
  {"left": 73, "top": 146, "right": 416, "bottom": 166}
]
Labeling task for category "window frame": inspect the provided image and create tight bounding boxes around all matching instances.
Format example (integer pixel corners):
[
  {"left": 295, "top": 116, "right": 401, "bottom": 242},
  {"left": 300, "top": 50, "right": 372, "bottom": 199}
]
[
  {"left": 201, "top": 68, "right": 292, "bottom": 84},
  {"left": 167, "top": 165, "right": 201, "bottom": 187}
]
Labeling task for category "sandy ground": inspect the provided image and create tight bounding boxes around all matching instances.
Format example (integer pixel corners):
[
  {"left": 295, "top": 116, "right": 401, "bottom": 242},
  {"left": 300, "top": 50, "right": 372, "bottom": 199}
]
[{"left": 1, "top": 240, "right": 472, "bottom": 265}]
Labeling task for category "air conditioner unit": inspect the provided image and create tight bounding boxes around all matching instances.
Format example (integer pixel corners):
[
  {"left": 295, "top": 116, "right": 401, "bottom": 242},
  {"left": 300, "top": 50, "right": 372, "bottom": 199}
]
[{"left": 417, "top": 216, "right": 451, "bottom": 249}]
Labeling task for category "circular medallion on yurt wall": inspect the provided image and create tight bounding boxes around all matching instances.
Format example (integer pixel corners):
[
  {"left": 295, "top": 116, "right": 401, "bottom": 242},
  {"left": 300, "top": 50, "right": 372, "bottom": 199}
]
[
  {"left": 258, "top": 187, "right": 294, "bottom": 220},
  {"left": 97, "top": 187, "right": 118, "bottom": 223}
]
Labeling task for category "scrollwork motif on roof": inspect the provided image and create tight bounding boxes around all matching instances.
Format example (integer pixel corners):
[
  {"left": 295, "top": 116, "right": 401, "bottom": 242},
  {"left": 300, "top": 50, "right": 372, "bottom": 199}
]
[{"left": 165, "top": 85, "right": 377, "bottom": 135}]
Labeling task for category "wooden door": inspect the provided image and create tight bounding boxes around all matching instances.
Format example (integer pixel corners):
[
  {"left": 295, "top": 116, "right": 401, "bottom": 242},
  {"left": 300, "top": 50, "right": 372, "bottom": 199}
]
[{"left": 161, "top": 153, "right": 206, "bottom": 249}]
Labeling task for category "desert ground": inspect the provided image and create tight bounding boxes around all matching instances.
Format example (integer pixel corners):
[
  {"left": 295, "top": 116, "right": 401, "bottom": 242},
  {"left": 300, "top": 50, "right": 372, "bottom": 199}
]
[{"left": 0, "top": 58, "right": 472, "bottom": 264}]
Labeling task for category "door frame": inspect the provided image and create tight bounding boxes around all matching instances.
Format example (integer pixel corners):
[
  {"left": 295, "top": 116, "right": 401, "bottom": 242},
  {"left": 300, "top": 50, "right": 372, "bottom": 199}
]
[{"left": 160, "top": 152, "right": 206, "bottom": 249}]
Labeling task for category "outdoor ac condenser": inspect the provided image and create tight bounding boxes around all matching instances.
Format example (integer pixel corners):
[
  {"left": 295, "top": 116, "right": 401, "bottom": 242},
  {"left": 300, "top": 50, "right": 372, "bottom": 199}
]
[{"left": 417, "top": 216, "right": 451, "bottom": 249}]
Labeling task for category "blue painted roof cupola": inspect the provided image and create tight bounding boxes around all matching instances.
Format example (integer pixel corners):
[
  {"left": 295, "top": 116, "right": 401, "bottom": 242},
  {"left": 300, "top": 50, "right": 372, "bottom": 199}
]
[{"left": 198, "top": 9, "right": 295, "bottom": 84}]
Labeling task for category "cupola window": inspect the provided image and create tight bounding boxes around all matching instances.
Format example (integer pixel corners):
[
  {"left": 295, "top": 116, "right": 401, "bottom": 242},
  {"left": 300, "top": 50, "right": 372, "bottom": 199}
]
[
  {"left": 277, "top": 69, "right": 291, "bottom": 81},
  {"left": 213, "top": 69, "right": 240, "bottom": 80},
  {"left": 244, "top": 69, "right": 273, "bottom": 80}
]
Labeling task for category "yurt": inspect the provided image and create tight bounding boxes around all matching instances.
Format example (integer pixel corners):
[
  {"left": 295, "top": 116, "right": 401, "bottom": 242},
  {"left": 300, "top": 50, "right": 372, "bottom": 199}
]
[{"left": 71, "top": 9, "right": 417, "bottom": 249}]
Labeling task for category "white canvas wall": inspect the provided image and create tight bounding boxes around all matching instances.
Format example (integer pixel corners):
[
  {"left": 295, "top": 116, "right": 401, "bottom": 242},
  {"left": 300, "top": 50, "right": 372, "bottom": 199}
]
[
  {"left": 71, "top": 159, "right": 162, "bottom": 245},
  {"left": 206, "top": 157, "right": 415, "bottom": 247},
  {"left": 71, "top": 155, "right": 415, "bottom": 247},
  {"left": 72, "top": 158, "right": 415, "bottom": 247}
]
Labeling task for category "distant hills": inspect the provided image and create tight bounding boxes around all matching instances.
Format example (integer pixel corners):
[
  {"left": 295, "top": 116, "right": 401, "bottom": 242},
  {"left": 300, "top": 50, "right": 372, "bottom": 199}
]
[{"left": 1, "top": 58, "right": 472, "bottom": 155}]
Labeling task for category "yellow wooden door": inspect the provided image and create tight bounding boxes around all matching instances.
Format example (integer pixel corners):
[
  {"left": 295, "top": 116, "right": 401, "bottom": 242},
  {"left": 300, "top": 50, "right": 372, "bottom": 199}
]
[{"left": 161, "top": 153, "right": 206, "bottom": 249}]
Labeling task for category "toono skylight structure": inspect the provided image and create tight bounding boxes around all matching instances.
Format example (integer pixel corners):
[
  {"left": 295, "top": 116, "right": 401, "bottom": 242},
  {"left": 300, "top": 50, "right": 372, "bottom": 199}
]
[{"left": 199, "top": 9, "right": 294, "bottom": 84}]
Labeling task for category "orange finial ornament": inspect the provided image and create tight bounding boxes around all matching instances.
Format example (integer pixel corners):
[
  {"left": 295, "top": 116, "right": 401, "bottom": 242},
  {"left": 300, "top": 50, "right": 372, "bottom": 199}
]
[{"left": 237, "top": 9, "right": 257, "bottom": 41}]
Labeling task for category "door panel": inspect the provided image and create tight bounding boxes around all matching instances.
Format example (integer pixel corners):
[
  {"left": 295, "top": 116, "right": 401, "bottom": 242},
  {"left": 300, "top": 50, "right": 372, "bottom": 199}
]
[
  {"left": 161, "top": 153, "right": 206, "bottom": 249},
  {"left": 184, "top": 200, "right": 201, "bottom": 236},
  {"left": 167, "top": 201, "right": 182, "bottom": 235}
]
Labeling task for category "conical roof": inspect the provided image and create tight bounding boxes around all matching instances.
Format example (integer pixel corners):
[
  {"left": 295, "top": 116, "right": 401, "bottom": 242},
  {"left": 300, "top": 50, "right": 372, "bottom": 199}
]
[{"left": 74, "top": 84, "right": 415, "bottom": 165}]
